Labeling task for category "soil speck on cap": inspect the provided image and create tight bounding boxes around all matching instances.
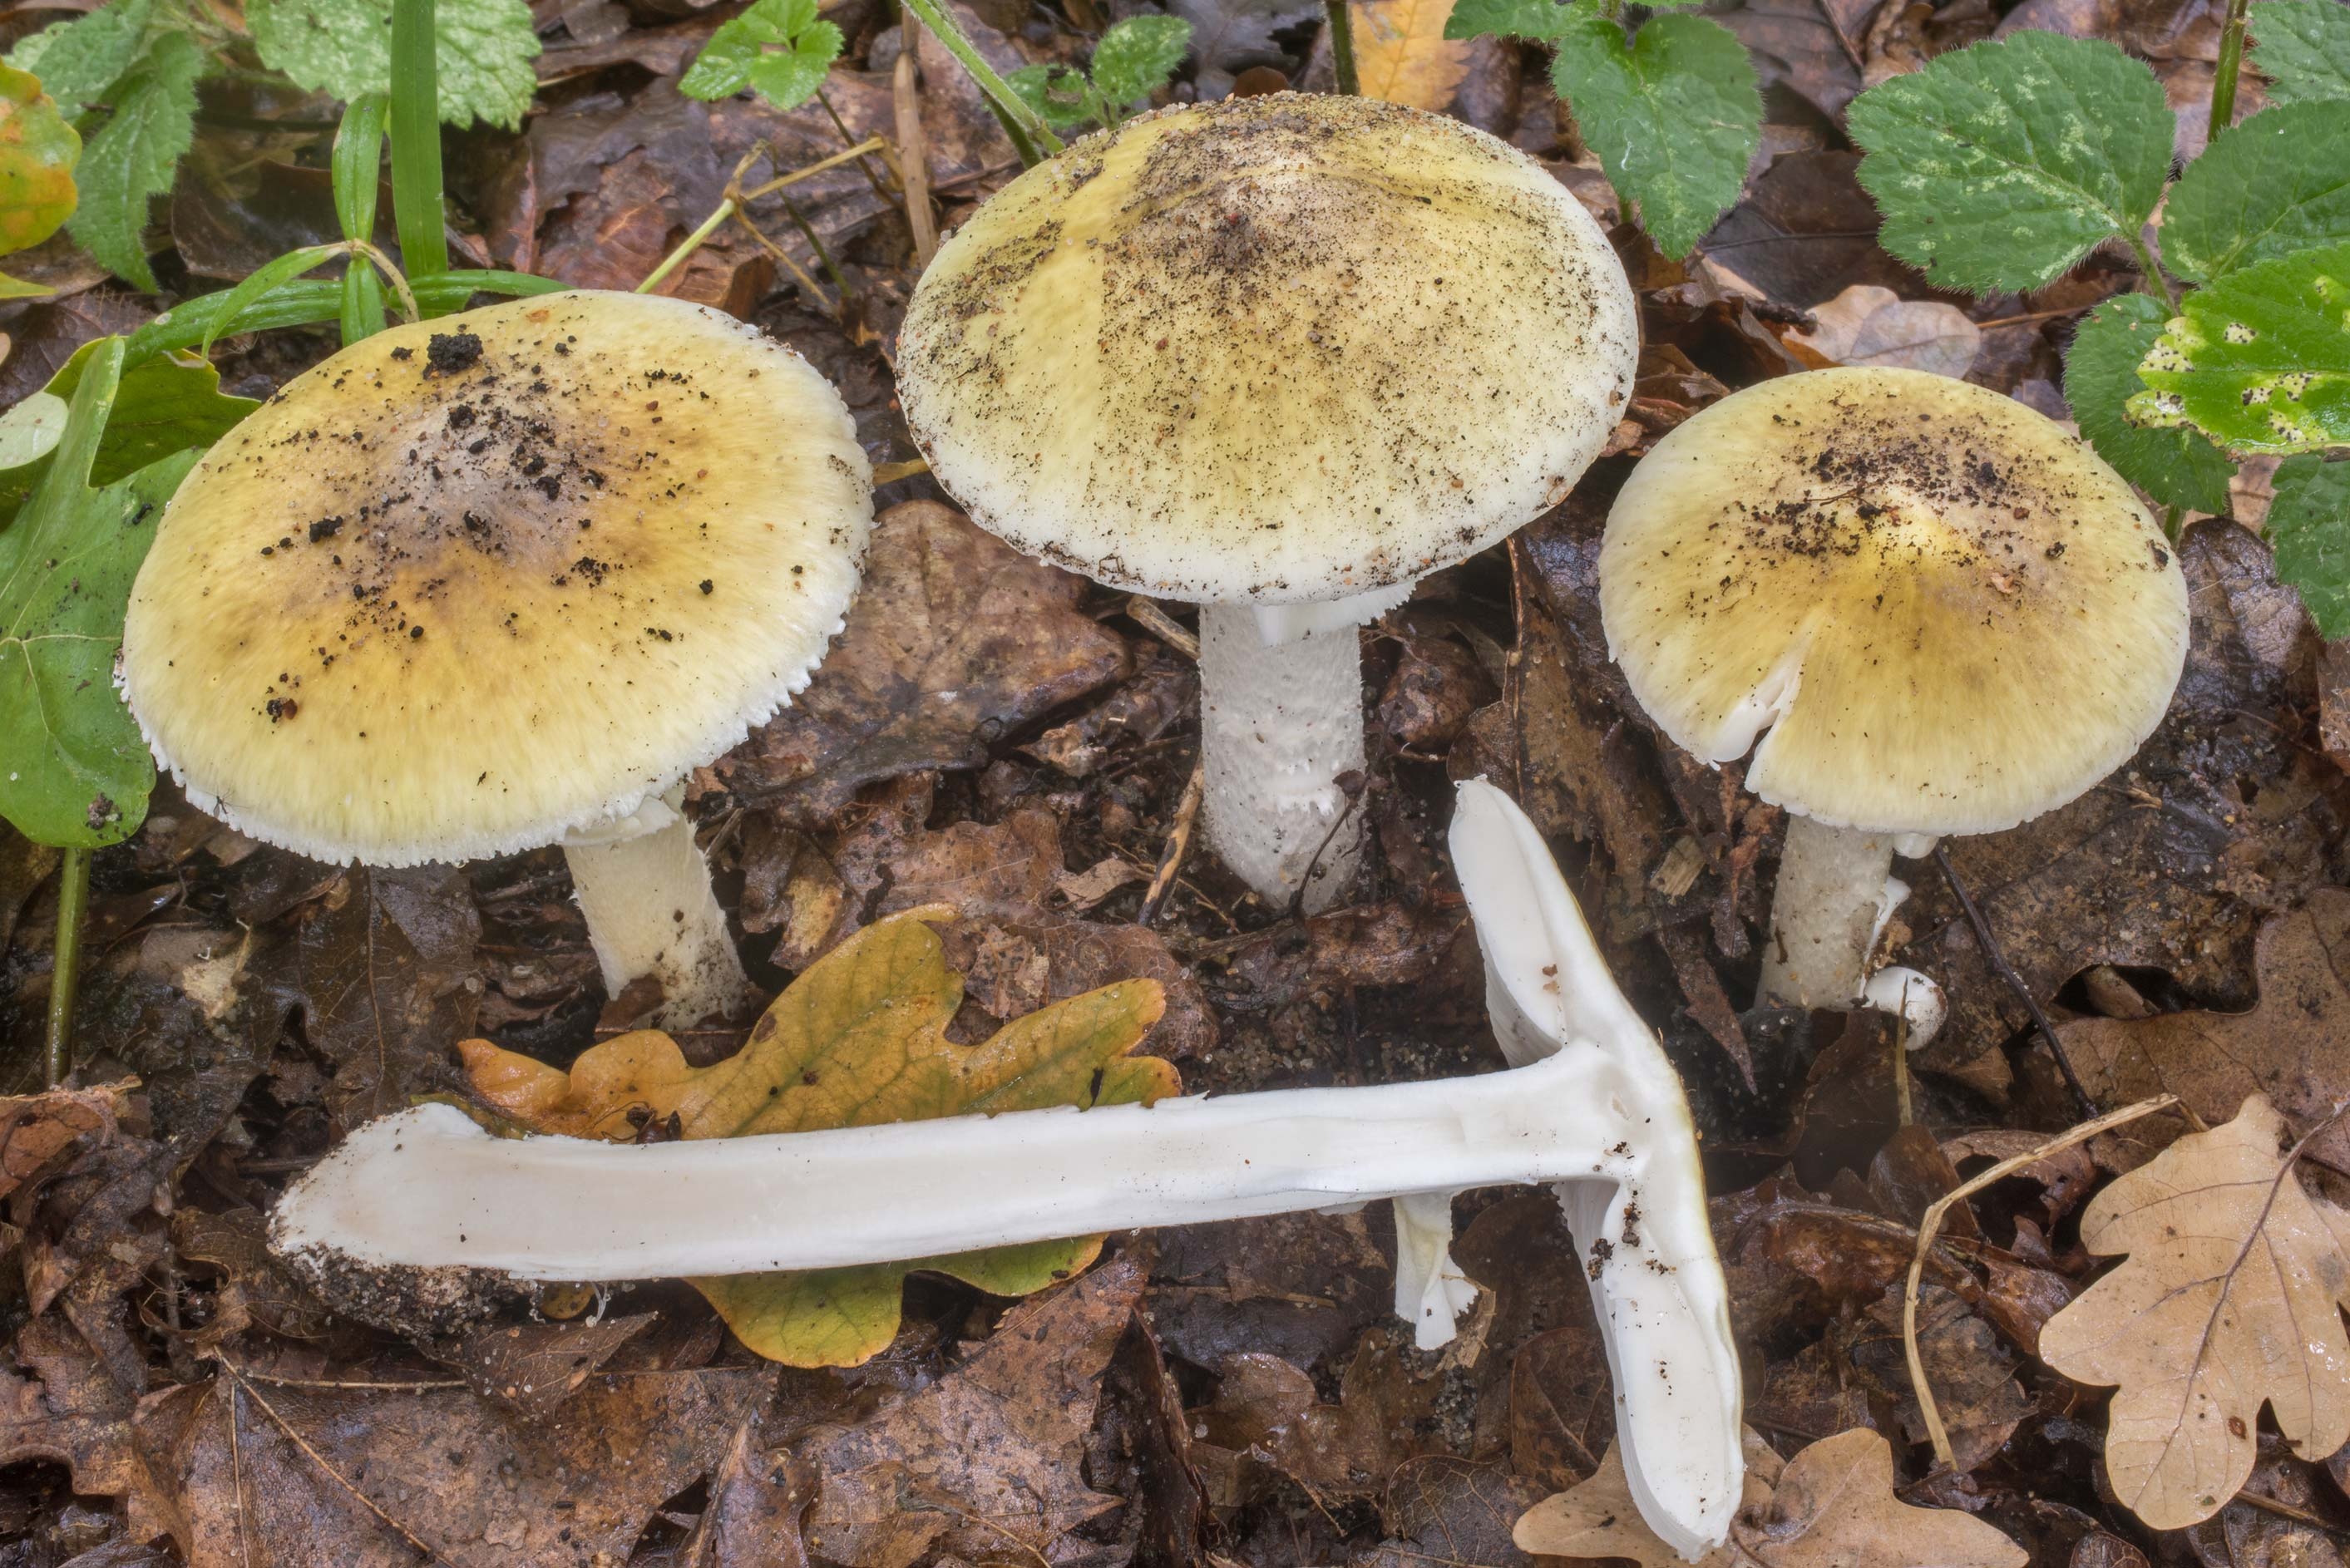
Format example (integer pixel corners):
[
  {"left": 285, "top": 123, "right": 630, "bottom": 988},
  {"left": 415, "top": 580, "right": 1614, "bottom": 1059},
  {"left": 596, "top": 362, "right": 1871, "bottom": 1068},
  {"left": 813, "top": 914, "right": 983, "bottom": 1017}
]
[{"left": 427, "top": 331, "right": 486, "bottom": 376}]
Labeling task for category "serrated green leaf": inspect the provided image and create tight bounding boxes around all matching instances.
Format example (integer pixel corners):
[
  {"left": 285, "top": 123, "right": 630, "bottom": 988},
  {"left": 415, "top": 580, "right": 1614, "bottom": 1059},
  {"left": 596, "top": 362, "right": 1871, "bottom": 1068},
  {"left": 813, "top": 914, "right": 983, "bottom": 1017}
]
[
  {"left": 3, "top": 0, "right": 154, "bottom": 116},
  {"left": 1550, "top": 10, "right": 1758, "bottom": 259},
  {"left": 1006, "top": 62, "right": 1100, "bottom": 131},
  {"left": 0, "top": 64, "right": 80, "bottom": 262},
  {"left": 2066, "top": 293, "right": 2237, "bottom": 512},
  {"left": 0, "top": 339, "right": 257, "bottom": 530},
  {"left": 1848, "top": 32, "right": 2173, "bottom": 292},
  {"left": 0, "top": 339, "right": 202, "bottom": 849},
  {"left": 2128, "top": 241, "right": 2350, "bottom": 455},
  {"left": 2164, "top": 102, "right": 2350, "bottom": 284},
  {"left": 66, "top": 29, "right": 198, "bottom": 292},
  {"left": 2267, "top": 455, "right": 2350, "bottom": 635},
  {"left": 1089, "top": 14, "right": 1191, "bottom": 108},
  {"left": 1444, "top": 0, "right": 1583, "bottom": 42},
  {"left": 2253, "top": 0, "right": 2350, "bottom": 106},
  {"left": 247, "top": 0, "right": 541, "bottom": 131},
  {"left": 678, "top": 0, "right": 842, "bottom": 109}
]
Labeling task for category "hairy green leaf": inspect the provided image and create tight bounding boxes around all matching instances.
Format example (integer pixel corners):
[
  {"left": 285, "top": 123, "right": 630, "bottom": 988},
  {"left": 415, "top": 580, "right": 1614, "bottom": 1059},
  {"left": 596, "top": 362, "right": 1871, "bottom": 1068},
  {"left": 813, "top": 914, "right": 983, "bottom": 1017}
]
[
  {"left": 3, "top": 0, "right": 154, "bottom": 115},
  {"left": 1849, "top": 32, "right": 2172, "bottom": 292},
  {"left": 0, "top": 63, "right": 80, "bottom": 273},
  {"left": 248, "top": 0, "right": 541, "bottom": 130},
  {"left": 0, "top": 339, "right": 255, "bottom": 529},
  {"left": 1006, "top": 63, "right": 1102, "bottom": 131},
  {"left": 0, "top": 340, "right": 201, "bottom": 849},
  {"left": 2066, "top": 294, "right": 2236, "bottom": 513},
  {"left": 2164, "top": 102, "right": 2350, "bottom": 283},
  {"left": 2267, "top": 456, "right": 2350, "bottom": 636},
  {"left": 1444, "top": 0, "right": 1583, "bottom": 42},
  {"left": 1550, "top": 10, "right": 1758, "bottom": 259},
  {"left": 678, "top": 0, "right": 842, "bottom": 109},
  {"left": 66, "top": 29, "right": 199, "bottom": 291},
  {"left": 2253, "top": 0, "right": 2350, "bottom": 106},
  {"left": 1089, "top": 15, "right": 1192, "bottom": 108},
  {"left": 2129, "top": 241, "right": 2350, "bottom": 455}
]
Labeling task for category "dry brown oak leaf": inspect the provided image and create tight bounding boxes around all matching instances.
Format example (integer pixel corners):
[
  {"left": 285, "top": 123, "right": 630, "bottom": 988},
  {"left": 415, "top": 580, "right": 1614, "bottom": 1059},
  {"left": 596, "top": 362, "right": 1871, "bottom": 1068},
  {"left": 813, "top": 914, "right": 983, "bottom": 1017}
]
[
  {"left": 2038, "top": 1096, "right": 2350, "bottom": 1531},
  {"left": 462, "top": 905, "right": 1177, "bottom": 1368},
  {"left": 2061, "top": 888, "right": 2350, "bottom": 1170},
  {"left": 1513, "top": 1427, "right": 2027, "bottom": 1567}
]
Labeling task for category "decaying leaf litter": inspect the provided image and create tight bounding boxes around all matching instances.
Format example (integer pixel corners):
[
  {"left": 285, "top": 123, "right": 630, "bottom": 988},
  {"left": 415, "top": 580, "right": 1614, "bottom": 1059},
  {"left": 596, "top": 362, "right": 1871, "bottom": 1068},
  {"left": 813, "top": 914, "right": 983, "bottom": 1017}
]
[{"left": 5, "top": 0, "right": 2350, "bottom": 1563}]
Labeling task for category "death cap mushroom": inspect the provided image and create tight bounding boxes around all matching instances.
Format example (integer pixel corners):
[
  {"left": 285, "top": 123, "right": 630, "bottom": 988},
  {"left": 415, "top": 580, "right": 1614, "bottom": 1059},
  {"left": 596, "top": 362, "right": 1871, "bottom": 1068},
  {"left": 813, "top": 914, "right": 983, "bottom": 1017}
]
[
  {"left": 896, "top": 91, "right": 1637, "bottom": 906},
  {"left": 121, "top": 290, "right": 871, "bottom": 1019},
  {"left": 1599, "top": 367, "right": 2188, "bottom": 1011}
]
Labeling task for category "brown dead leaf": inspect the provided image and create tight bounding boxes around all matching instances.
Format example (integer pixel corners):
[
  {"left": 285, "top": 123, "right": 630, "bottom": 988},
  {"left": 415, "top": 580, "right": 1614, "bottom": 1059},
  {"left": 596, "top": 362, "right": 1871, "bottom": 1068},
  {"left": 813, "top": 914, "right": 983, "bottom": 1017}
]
[
  {"left": 1848, "top": 1284, "right": 2032, "bottom": 1472},
  {"left": 0, "top": 1316, "right": 174, "bottom": 1545},
  {"left": 422, "top": 1314, "right": 655, "bottom": 1420},
  {"left": 717, "top": 503, "right": 1131, "bottom": 825},
  {"left": 1350, "top": 0, "right": 1470, "bottom": 110},
  {"left": 1191, "top": 1331, "right": 1444, "bottom": 1503},
  {"left": 2059, "top": 890, "right": 2350, "bottom": 1168},
  {"left": 2038, "top": 1097, "right": 2350, "bottom": 1531},
  {"left": 0, "top": 1084, "right": 134, "bottom": 1206},
  {"left": 1515, "top": 1427, "right": 2027, "bottom": 1567},
  {"left": 792, "top": 1253, "right": 1143, "bottom": 1568},
  {"left": 1360, "top": 1458, "right": 1549, "bottom": 1568},
  {"left": 1508, "top": 1322, "right": 1616, "bottom": 1491},
  {"left": 1789, "top": 284, "right": 1981, "bottom": 377}
]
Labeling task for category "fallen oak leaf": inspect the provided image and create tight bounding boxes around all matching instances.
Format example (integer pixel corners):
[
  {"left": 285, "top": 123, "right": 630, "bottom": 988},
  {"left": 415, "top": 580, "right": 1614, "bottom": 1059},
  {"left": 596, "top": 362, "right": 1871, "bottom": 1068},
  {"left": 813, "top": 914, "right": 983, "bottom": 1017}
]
[
  {"left": 1350, "top": 0, "right": 1471, "bottom": 110},
  {"left": 1514, "top": 1427, "right": 2027, "bottom": 1567},
  {"left": 461, "top": 905, "right": 1177, "bottom": 1368},
  {"left": 2037, "top": 1097, "right": 2350, "bottom": 1531}
]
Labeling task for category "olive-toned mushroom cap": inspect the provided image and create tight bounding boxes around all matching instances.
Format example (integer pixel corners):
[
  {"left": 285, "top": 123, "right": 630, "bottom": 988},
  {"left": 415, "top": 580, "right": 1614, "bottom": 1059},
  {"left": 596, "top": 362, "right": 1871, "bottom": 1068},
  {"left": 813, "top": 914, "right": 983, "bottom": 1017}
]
[
  {"left": 1600, "top": 367, "right": 2188, "bottom": 836},
  {"left": 121, "top": 291, "right": 871, "bottom": 866},
  {"left": 896, "top": 92, "right": 1637, "bottom": 604}
]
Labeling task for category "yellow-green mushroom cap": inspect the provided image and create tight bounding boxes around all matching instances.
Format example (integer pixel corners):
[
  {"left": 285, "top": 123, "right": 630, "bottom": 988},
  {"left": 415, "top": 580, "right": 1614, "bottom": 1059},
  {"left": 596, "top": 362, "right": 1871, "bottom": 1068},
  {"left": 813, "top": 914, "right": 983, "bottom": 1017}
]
[
  {"left": 1600, "top": 367, "right": 2188, "bottom": 836},
  {"left": 121, "top": 291, "right": 871, "bottom": 866},
  {"left": 896, "top": 92, "right": 1638, "bottom": 605}
]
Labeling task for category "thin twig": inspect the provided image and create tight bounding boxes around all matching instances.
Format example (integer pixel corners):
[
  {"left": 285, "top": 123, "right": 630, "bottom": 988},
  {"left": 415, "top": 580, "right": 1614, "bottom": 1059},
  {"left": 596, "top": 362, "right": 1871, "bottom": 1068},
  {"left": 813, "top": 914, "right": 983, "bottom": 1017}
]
[
  {"left": 777, "top": 192, "right": 856, "bottom": 308},
  {"left": 1123, "top": 596, "right": 1199, "bottom": 659},
  {"left": 1137, "top": 760, "right": 1206, "bottom": 926},
  {"left": 816, "top": 91, "right": 903, "bottom": 200},
  {"left": 737, "top": 136, "right": 895, "bottom": 202},
  {"left": 639, "top": 200, "right": 735, "bottom": 294},
  {"left": 1933, "top": 844, "right": 2096, "bottom": 1118},
  {"left": 46, "top": 846, "right": 89, "bottom": 1087},
  {"left": 872, "top": 456, "right": 932, "bottom": 485},
  {"left": 894, "top": 51, "right": 940, "bottom": 268},
  {"left": 220, "top": 1358, "right": 460, "bottom": 1563},
  {"left": 1903, "top": 1094, "right": 2176, "bottom": 1469}
]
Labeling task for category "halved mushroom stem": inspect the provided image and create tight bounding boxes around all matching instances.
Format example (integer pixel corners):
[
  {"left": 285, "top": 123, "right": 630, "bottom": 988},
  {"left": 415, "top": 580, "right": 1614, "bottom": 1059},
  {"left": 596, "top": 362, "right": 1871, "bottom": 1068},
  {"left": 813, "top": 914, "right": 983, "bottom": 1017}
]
[
  {"left": 1755, "top": 817, "right": 1946, "bottom": 1045},
  {"left": 1198, "top": 588, "right": 1410, "bottom": 912},
  {"left": 561, "top": 793, "right": 756, "bottom": 1029},
  {"left": 273, "top": 780, "right": 1739, "bottom": 1557}
]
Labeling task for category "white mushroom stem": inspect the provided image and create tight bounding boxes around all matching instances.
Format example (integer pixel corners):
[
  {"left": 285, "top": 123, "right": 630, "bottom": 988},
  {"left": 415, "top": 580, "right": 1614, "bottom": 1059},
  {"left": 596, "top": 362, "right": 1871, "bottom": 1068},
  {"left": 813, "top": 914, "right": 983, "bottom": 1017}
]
[
  {"left": 1755, "top": 818, "right": 1945, "bottom": 1045},
  {"left": 1197, "top": 583, "right": 1414, "bottom": 914},
  {"left": 561, "top": 796, "right": 757, "bottom": 1029},
  {"left": 274, "top": 781, "right": 1737, "bottom": 1558}
]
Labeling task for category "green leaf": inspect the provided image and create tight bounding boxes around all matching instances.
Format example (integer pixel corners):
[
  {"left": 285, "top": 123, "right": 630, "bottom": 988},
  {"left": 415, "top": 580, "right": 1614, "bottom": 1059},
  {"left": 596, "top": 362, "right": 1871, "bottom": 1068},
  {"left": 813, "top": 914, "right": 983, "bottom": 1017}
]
[
  {"left": 2267, "top": 455, "right": 2350, "bottom": 635},
  {"left": 1444, "top": 0, "right": 1584, "bottom": 42},
  {"left": 1089, "top": 14, "right": 1191, "bottom": 109},
  {"left": 2265, "top": 455, "right": 2350, "bottom": 634},
  {"left": 2252, "top": 0, "right": 2350, "bottom": 106},
  {"left": 0, "top": 64, "right": 81, "bottom": 264},
  {"left": 3, "top": 0, "right": 154, "bottom": 115},
  {"left": 2128, "top": 241, "right": 2350, "bottom": 455},
  {"left": 246, "top": 0, "right": 541, "bottom": 130},
  {"left": 64, "top": 29, "right": 198, "bottom": 292},
  {"left": 677, "top": 0, "right": 842, "bottom": 109},
  {"left": 0, "top": 339, "right": 257, "bottom": 530},
  {"left": 0, "top": 339, "right": 202, "bottom": 849},
  {"left": 113, "top": 268, "right": 561, "bottom": 367},
  {"left": 2066, "top": 293, "right": 2236, "bottom": 512},
  {"left": 2164, "top": 101, "right": 2350, "bottom": 284},
  {"left": 333, "top": 94, "right": 390, "bottom": 343},
  {"left": 1550, "top": 10, "right": 1759, "bottom": 259},
  {"left": 1848, "top": 32, "right": 2173, "bottom": 292},
  {"left": 1005, "top": 62, "right": 1101, "bottom": 132}
]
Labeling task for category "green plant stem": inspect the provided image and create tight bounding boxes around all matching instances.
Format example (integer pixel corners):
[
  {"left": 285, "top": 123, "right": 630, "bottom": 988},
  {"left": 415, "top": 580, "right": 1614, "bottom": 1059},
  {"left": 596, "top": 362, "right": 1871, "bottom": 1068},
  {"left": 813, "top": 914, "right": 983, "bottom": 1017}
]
[
  {"left": 2125, "top": 230, "right": 2177, "bottom": 311},
  {"left": 779, "top": 193, "right": 854, "bottom": 308},
  {"left": 899, "top": 0, "right": 1059, "bottom": 165},
  {"left": 2210, "top": 0, "right": 2251, "bottom": 141},
  {"left": 816, "top": 89, "right": 902, "bottom": 200},
  {"left": 335, "top": 94, "right": 391, "bottom": 344},
  {"left": 1325, "top": 0, "right": 1359, "bottom": 95},
  {"left": 638, "top": 200, "right": 737, "bottom": 293},
  {"left": 2162, "top": 503, "right": 2184, "bottom": 542},
  {"left": 45, "top": 848, "right": 89, "bottom": 1088},
  {"left": 389, "top": 0, "right": 451, "bottom": 283}
]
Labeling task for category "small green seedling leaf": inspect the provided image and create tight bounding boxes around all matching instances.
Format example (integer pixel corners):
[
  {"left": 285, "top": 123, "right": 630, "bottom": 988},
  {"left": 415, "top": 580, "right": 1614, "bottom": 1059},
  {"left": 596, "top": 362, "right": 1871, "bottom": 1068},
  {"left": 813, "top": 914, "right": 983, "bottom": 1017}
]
[
  {"left": 2252, "top": 0, "right": 2350, "bottom": 106},
  {"left": 2267, "top": 455, "right": 2350, "bottom": 636},
  {"left": 0, "top": 64, "right": 81, "bottom": 298},
  {"left": 1444, "top": 0, "right": 1584, "bottom": 42},
  {"left": 677, "top": 0, "right": 844, "bottom": 111},
  {"left": 3, "top": 0, "right": 155, "bottom": 115},
  {"left": 1550, "top": 9, "right": 1759, "bottom": 260},
  {"left": 67, "top": 28, "right": 200, "bottom": 292},
  {"left": 1848, "top": 32, "right": 2173, "bottom": 292},
  {"left": 2164, "top": 101, "right": 2350, "bottom": 284},
  {"left": 247, "top": 0, "right": 542, "bottom": 130},
  {"left": 2128, "top": 241, "right": 2350, "bottom": 456},
  {"left": 1006, "top": 64, "right": 1100, "bottom": 131},
  {"left": 0, "top": 338, "right": 202, "bottom": 849},
  {"left": 0, "top": 339, "right": 257, "bottom": 530},
  {"left": 2066, "top": 294, "right": 2237, "bottom": 513},
  {"left": 1088, "top": 15, "right": 1192, "bottom": 111}
]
